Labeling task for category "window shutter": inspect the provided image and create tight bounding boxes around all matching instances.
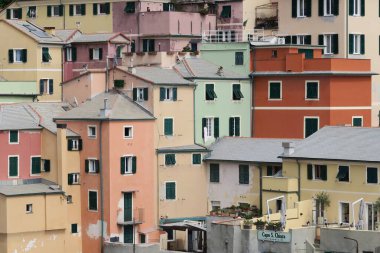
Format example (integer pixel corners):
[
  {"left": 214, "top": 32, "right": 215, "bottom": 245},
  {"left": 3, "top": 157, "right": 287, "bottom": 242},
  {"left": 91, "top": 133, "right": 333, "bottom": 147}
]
[
  {"left": 229, "top": 117, "right": 234, "bottom": 136},
  {"left": 99, "top": 48, "right": 103, "bottom": 60},
  {"left": 332, "top": 0, "right": 339, "bottom": 15},
  {"left": 121, "top": 157, "right": 125, "bottom": 174},
  {"left": 22, "top": 49, "right": 27, "bottom": 62},
  {"left": 44, "top": 160, "right": 50, "bottom": 172},
  {"left": 164, "top": 118, "right": 173, "bottom": 136},
  {"left": 32, "top": 157, "right": 41, "bottom": 174},
  {"left": 360, "top": 0, "right": 365, "bottom": 16},
  {"left": 360, "top": 35, "right": 365, "bottom": 54},
  {"left": 78, "top": 139, "right": 83, "bottom": 151},
  {"left": 39, "top": 80, "right": 44, "bottom": 95},
  {"left": 81, "top": 4, "right": 86, "bottom": 15},
  {"left": 214, "top": 118, "right": 219, "bottom": 138},
  {"left": 305, "top": 35, "right": 311, "bottom": 45},
  {"left": 8, "top": 49, "right": 14, "bottom": 63},
  {"left": 133, "top": 88, "right": 137, "bottom": 101},
  {"left": 267, "top": 166, "right": 273, "bottom": 176},
  {"left": 379, "top": 36, "right": 380, "bottom": 55},
  {"left": 9, "top": 157, "right": 18, "bottom": 177},
  {"left": 59, "top": 5, "right": 64, "bottom": 16},
  {"left": 69, "top": 5, "right": 74, "bottom": 16},
  {"left": 143, "top": 88, "right": 148, "bottom": 101},
  {"left": 6, "top": 9, "right": 10, "bottom": 19},
  {"left": 47, "top": 6, "right": 52, "bottom": 17},
  {"left": 89, "top": 49, "right": 93, "bottom": 60},
  {"left": 93, "top": 4, "right": 97, "bottom": 15},
  {"left": 95, "top": 160, "right": 100, "bottom": 173},
  {"left": 291, "top": 36, "right": 297, "bottom": 44},
  {"left": 349, "top": 0, "right": 354, "bottom": 15},
  {"left": 85, "top": 159, "right": 89, "bottom": 173},
  {"left": 307, "top": 164, "right": 313, "bottom": 180},
  {"left": 72, "top": 47, "right": 77, "bottom": 61},
  {"left": 349, "top": 34, "right": 354, "bottom": 54},
  {"left": 64, "top": 48, "right": 68, "bottom": 61},
  {"left": 68, "top": 174, "right": 73, "bottom": 185},
  {"left": 292, "top": 0, "right": 297, "bottom": 17},
  {"left": 49, "top": 80, "right": 54, "bottom": 94},
  {"left": 318, "top": 35, "right": 324, "bottom": 46},
  {"left": 160, "top": 88, "right": 165, "bottom": 101},
  {"left": 318, "top": 0, "right": 324, "bottom": 16},
  {"left": 202, "top": 118, "right": 206, "bottom": 139},
  {"left": 17, "top": 8, "right": 22, "bottom": 19},
  {"left": 149, "top": 39, "right": 155, "bottom": 52},
  {"left": 132, "top": 156, "right": 137, "bottom": 174},
  {"left": 305, "top": 0, "right": 312, "bottom": 17},
  {"left": 235, "top": 117, "right": 240, "bottom": 136},
  {"left": 321, "top": 165, "right": 327, "bottom": 181},
  {"left": 143, "top": 40, "right": 148, "bottom": 52},
  {"left": 332, "top": 34, "right": 339, "bottom": 54},
  {"left": 105, "top": 3, "right": 111, "bottom": 14},
  {"left": 68, "top": 139, "right": 73, "bottom": 151},
  {"left": 173, "top": 88, "right": 177, "bottom": 101},
  {"left": 285, "top": 36, "right": 291, "bottom": 44}
]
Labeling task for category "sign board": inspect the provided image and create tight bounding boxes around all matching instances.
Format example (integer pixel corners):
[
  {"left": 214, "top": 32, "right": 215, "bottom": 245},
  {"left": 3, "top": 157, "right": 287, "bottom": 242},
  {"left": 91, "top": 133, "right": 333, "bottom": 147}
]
[{"left": 257, "top": 230, "right": 291, "bottom": 243}]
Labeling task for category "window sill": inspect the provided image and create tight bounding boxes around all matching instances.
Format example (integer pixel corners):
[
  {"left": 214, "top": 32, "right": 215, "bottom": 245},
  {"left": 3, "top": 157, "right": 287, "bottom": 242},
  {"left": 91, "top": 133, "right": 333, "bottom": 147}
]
[
  {"left": 123, "top": 137, "right": 133, "bottom": 139},
  {"left": 88, "top": 209, "right": 99, "bottom": 212},
  {"left": 9, "top": 142, "right": 19, "bottom": 145},
  {"left": 305, "top": 98, "right": 319, "bottom": 101},
  {"left": 268, "top": 98, "right": 282, "bottom": 101}
]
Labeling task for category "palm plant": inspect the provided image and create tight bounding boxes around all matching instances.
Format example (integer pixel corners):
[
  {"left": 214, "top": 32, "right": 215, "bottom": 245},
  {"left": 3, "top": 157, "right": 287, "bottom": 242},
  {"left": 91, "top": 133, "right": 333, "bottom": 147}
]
[{"left": 315, "top": 192, "right": 330, "bottom": 219}]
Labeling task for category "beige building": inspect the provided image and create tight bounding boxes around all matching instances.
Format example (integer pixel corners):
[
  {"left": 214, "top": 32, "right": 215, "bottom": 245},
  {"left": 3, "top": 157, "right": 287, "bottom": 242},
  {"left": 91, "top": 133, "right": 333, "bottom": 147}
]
[{"left": 278, "top": 0, "right": 380, "bottom": 126}]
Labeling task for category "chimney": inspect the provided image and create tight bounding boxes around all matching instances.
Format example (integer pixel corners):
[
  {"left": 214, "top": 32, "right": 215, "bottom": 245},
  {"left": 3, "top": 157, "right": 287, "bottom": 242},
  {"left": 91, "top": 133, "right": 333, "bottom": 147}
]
[
  {"left": 100, "top": 98, "right": 111, "bottom": 117},
  {"left": 282, "top": 142, "right": 295, "bottom": 156},
  {"left": 44, "top": 26, "right": 56, "bottom": 36},
  {"left": 128, "top": 58, "right": 136, "bottom": 74}
]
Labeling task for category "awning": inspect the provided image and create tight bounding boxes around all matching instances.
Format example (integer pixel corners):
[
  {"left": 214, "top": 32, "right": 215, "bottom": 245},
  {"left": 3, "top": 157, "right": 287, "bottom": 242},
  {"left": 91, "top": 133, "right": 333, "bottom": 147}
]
[{"left": 160, "top": 221, "right": 206, "bottom": 232}]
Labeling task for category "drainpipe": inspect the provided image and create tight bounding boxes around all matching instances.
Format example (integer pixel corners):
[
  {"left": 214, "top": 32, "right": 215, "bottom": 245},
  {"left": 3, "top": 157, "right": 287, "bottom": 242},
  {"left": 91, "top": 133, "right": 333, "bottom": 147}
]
[
  {"left": 296, "top": 159, "right": 301, "bottom": 202},
  {"left": 251, "top": 46, "right": 256, "bottom": 137},
  {"left": 346, "top": 0, "right": 349, "bottom": 58},
  {"left": 61, "top": 46, "right": 64, "bottom": 102},
  {"left": 99, "top": 120, "right": 105, "bottom": 253},
  {"left": 258, "top": 164, "right": 263, "bottom": 214}
]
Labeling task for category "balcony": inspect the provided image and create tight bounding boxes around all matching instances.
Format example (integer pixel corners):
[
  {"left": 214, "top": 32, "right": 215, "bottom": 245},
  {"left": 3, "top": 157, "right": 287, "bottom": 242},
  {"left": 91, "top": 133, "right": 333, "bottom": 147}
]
[
  {"left": 117, "top": 208, "right": 144, "bottom": 226},
  {"left": 202, "top": 29, "right": 266, "bottom": 43},
  {"left": 262, "top": 176, "right": 298, "bottom": 193}
]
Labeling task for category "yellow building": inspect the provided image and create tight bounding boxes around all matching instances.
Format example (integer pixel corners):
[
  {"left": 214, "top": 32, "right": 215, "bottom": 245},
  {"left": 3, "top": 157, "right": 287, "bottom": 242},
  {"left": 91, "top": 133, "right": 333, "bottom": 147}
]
[{"left": 0, "top": 20, "right": 64, "bottom": 101}]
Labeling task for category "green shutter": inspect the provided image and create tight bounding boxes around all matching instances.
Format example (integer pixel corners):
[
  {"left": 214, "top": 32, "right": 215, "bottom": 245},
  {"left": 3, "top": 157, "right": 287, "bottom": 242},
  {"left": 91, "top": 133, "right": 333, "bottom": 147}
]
[
  {"left": 239, "top": 165, "right": 249, "bottom": 184},
  {"left": 95, "top": 160, "right": 100, "bottom": 173},
  {"left": 124, "top": 225, "right": 134, "bottom": 243},
  {"left": 89, "top": 191, "right": 97, "bottom": 210},
  {"left": 39, "top": 80, "right": 44, "bottom": 94},
  {"left": 292, "top": 0, "right": 297, "bottom": 17},
  {"left": 164, "top": 118, "right": 173, "bottom": 136},
  {"left": 132, "top": 156, "right": 137, "bottom": 174},
  {"left": 192, "top": 154, "right": 201, "bottom": 165},
  {"left": 143, "top": 88, "right": 148, "bottom": 101},
  {"left": 318, "top": 0, "right": 324, "bottom": 16},
  {"left": 81, "top": 4, "right": 86, "bottom": 15},
  {"left": 160, "top": 87, "right": 165, "bottom": 101},
  {"left": 22, "top": 49, "right": 27, "bottom": 62},
  {"left": 235, "top": 117, "right": 240, "bottom": 136},
  {"left": 210, "top": 164, "right": 219, "bottom": 182},
  {"left": 332, "top": 34, "right": 339, "bottom": 54},
  {"left": 165, "top": 154, "right": 176, "bottom": 166},
  {"left": 105, "top": 3, "right": 110, "bottom": 14},
  {"left": 353, "top": 117, "right": 362, "bottom": 127},
  {"left": 124, "top": 192, "right": 133, "bottom": 221},
  {"left": 9, "top": 157, "right": 18, "bottom": 177},
  {"left": 47, "top": 6, "right": 52, "bottom": 17},
  {"left": 321, "top": 165, "right": 327, "bottom": 181},
  {"left": 360, "top": 0, "right": 365, "bottom": 16},
  {"left": 307, "top": 164, "right": 313, "bottom": 180},
  {"left": 93, "top": 4, "right": 97, "bottom": 15},
  {"left": 202, "top": 118, "right": 206, "bottom": 139},
  {"left": 121, "top": 157, "right": 125, "bottom": 174},
  {"left": 214, "top": 118, "right": 219, "bottom": 138},
  {"left": 85, "top": 159, "right": 89, "bottom": 173},
  {"left": 305, "top": 0, "right": 312, "bottom": 17},
  {"left": 305, "top": 35, "right": 312, "bottom": 45},
  {"left": 99, "top": 48, "right": 103, "bottom": 60},
  {"left": 44, "top": 160, "right": 50, "bottom": 172},
  {"left": 291, "top": 36, "right": 297, "bottom": 44},
  {"left": 267, "top": 166, "right": 273, "bottom": 176},
  {"left": 305, "top": 118, "right": 319, "bottom": 138},
  {"left": 349, "top": 0, "right": 354, "bottom": 15},
  {"left": 31, "top": 157, "right": 41, "bottom": 174},
  {"left": 360, "top": 34, "right": 365, "bottom": 54},
  {"left": 8, "top": 49, "right": 14, "bottom": 63},
  {"left": 349, "top": 34, "right": 354, "bottom": 54},
  {"left": 68, "top": 174, "right": 73, "bottom": 185},
  {"left": 318, "top": 34, "right": 324, "bottom": 46},
  {"left": 6, "top": 9, "right": 10, "bottom": 19},
  {"left": 306, "top": 82, "right": 318, "bottom": 99},
  {"left": 173, "top": 88, "right": 177, "bottom": 101},
  {"left": 133, "top": 88, "right": 137, "bottom": 101},
  {"left": 69, "top": 5, "right": 74, "bottom": 16},
  {"left": 9, "top": 130, "right": 18, "bottom": 143},
  {"left": 229, "top": 117, "right": 234, "bottom": 136},
  {"left": 332, "top": 0, "right": 339, "bottom": 15},
  {"left": 49, "top": 79, "right": 53, "bottom": 94},
  {"left": 59, "top": 5, "right": 64, "bottom": 16},
  {"left": 166, "top": 182, "right": 176, "bottom": 199}
]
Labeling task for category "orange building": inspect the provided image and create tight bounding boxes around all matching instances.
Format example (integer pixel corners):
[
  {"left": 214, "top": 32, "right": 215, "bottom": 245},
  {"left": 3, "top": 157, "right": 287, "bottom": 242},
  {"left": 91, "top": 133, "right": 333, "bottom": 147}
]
[{"left": 251, "top": 45, "right": 375, "bottom": 139}]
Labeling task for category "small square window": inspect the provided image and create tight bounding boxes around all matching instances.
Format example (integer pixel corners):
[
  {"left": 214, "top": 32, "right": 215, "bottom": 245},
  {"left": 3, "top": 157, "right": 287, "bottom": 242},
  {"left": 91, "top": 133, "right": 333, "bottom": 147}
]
[
  {"left": 269, "top": 81, "right": 282, "bottom": 100},
  {"left": 352, "top": 117, "right": 363, "bottom": 127},
  {"left": 192, "top": 154, "right": 202, "bottom": 165},
  {"left": 71, "top": 223, "right": 78, "bottom": 233},
  {"left": 26, "top": 204, "right": 33, "bottom": 213},
  {"left": 39, "top": 79, "right": 54, "bottom": 95},
  {"left": 86, "top": 159, "right": 99, "bottom": 173},
  {"left": 88, "top": 126, "right": 96, "bottom": 138},
  {"left": 165, "top": 154, "right": 176, "bottom": 166},
  {"left": 235, "top": 52, "right": 244, "bottom": 65},
  {"left": 9, "top": 130, "right": 19, "bottom": 144},
  {"left": 336, "top": 165, "right": 349, "bottom": 182},
  {"left": 306, "top": 81, "right": 319, "bottom": 100},
  {"left": 124, "top": 126, "right": 133, "bottom": 139},
  {"left": 121, "top": 156, "right": 136, "bottom": 174},
  {"left": 67, "top": 195, "right": 73, "bottom": 204},
  {"left": 68, "top": 173, "right": 80, "bottom": 185}
]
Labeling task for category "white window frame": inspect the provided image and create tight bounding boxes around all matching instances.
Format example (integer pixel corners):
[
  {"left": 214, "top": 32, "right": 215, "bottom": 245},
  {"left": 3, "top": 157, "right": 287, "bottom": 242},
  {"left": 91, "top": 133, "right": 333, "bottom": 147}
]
[
  {"left": 123, "top": 126, "right": 133, "bottom": 139},
  {"left": 73, "top": 4, "right": 84, "bottom": 16},
  {"left": 305, "top": 80, "right": 320, "bottom": 100},
  {"left": 366, "top": 166, "right": 378, "bottom": 185},
  {"left": 205, "top": 117, "right": 214, "bottom": 138},
  {"left": 87, "top": 125, "right": 97, "bottom": 138},
  {"left": 268, "top": 81, "right": 282, "bottom": 100},
  {"left": 352, "top": 116, "right": 363, "bottom": 127},
  {"left": 163, "top": 87, "right": 174, "bottom": 101},
  {"left": 41, "top": 159, "right": 50, "bottom": 172},
  {"left": 71, "top": 173, "right": 80, "bottom": 184},
  {"left": 297, "top": 35, "right": 306, "bottom": 45},
  {"left": 230, "top": 116, "right": 240, "bottom": 137},
  {"left": 88, "top": 189, "right": 98, "bottom": 212},
  {"left": 353, "top": 0, "right": 360, "bottom": 16},
  {"left": 40, "top": 79, "right": 54, "bottom": 95},
  {"left": 337, "top": 165, "right": 350, "bottom": 183},
  {"left": 13, "top": 49, "right": 23, "bottom": 63},
  {"left": 297, "top": 0, "right": 306, "bottom": 17},
  {"left": 88, "top": 158, "right": 98, "bottom": 173},
  {"left": 52, "top": 5, "right": 61, "bottom": 17},
  {"left": 96, "top": 3, "right": 107, "bottom": 15},
  {"left": 323, "top": 34, "right": 333, "bottom": 54},
  {"left": 121, "top": 155, "right": 133, "bottom": 174},
  {"left": 136, "top": 88, "right": 145, "bottom": 102},
  {"left": 9, "top": 130, "right": 19, "bottom": 144},
  {"left": 71, "top": 139, "right": 79, "bottom": 150},
  {"left": 303, "top": 116, "right": 320, "bottom": 138},
  {"left": 10, "top": 8, "right": 21, "bottom": 19},
  {"left": 339, "top": 201, "right": 350, "bottom": 224},
  {"left": 8, "top": 155, "right": 19, "bottom": 178},
  {"left": 26, "top": 204, "right": 33, "bottom": 214},
  {"left": 30, "top": 155, "right": 41, "bottom": 176},
  {"left": 27, "top": 6, "right": 37, "bottom": 18},
  {"left": 66, "top": 47, "right": 72, "bottom": 62},
  {"left": 352, "top": 34, "right": 361, "bottom": 55},
  {"left": 324, "top": 0, "right": 333, "bottom": 16},
  {"left": 192, "top": 153, "right": 202, "bottom": 166},
  {"left": 311, "top": 164, "right": 325, "bottom": 180},
  {"left": 93, "top": 48, "right": 100, "bottom": 60}
]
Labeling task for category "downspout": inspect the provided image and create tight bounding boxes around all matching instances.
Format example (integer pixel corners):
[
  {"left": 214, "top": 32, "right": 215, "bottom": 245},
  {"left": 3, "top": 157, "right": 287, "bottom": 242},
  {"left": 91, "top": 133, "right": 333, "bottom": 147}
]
[
  {"left": 61, "top": 46, "right": 64, "bottom": 102},
  {"left": 346, "top": 0, "right": 348, "bottom": 58},
  {"left": 251, "top": 46, "right": 256, "bottom": 137},
  {"left": 258, "top": 164, "right": 263, "bottom": 214},
  {"left": 60, "top": 0, "right": 65, "bottom": 29},
  {"left": 99, "top": 120, "right": 105, "bottom": 253},
  {"left": 296, "top": 159, "right": 301, "bottom": 202}
]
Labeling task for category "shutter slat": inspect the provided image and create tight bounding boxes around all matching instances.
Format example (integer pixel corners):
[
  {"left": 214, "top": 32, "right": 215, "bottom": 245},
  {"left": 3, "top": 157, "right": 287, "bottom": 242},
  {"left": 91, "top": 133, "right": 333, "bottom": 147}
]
[
  {"left": 307, "top": 164, "right": 313, "bottom": 180},
  {"left": 214, "top": 118, "right": 219, "bottom": 138}
]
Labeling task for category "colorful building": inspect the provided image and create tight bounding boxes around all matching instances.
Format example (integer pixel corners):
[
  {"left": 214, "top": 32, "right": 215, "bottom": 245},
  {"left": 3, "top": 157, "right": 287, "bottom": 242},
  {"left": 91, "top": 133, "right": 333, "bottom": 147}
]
[
  {"left": 0, "top": 20, "right": 64, "bottom": 102},
  {"left": 251, "top": 45, "right": 374, "bottom": 138}
]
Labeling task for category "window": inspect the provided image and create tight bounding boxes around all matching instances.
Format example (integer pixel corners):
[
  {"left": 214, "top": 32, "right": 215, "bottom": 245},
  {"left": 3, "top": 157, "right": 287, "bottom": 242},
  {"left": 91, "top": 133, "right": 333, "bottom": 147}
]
[
  {"left": 340, "top": 202, "right": 350, "bottom": 223},
  {"left": 267, "top": 166, "right": 282, "bottom": 176},
  {"left": 307, "top": 164, "right": 327, "bottom": 180},
  {"left": 41, "top": 159, "right": 50, "bottom": 172},
  {"left": 65, "top": 47, "right": 77, "bottom": 62},
  {"left": 165, "top": 154, "right": 176, "bottom": 166},
  {"left": 304, "top": 117, "right": 319, "bottom": 138},
  {"left": 349, "top": 34, "right": 365, "bottom": 55},
  {"left": 306, "top": 81, "right": 319, "bottom": 100},
  {"left": 202, "top": 117, "right": 219, "bottom": 140},
  {"left": 124, "top": 126, "right": 133, "bottom": 139},
  {"left": 166, "top": 229, "right": 175, "bottom": 241},
  {"left": 319, "top": 34, "right": 338, "bottom": 54},
  {"left": 164, "top": 118, "right": 173, "bottom": 136},
  {"left": 220, "top": 5, "right": 231, "bottom": 18},
  {"left": 352, "top": 116, "right": 363, "bottom": 127},
  {"left": 8, "top": 49, "right": 27, "bottom": 63},
  {"left": 9, "top": 130, "right": 19, "bottom": 144},
  {"left": 116, "top": 45, "right": 124, "bottom": 58},
  {"left": 232, "top": 84, "right": 244, "bottom": 101},
  {"left": 319, "top": 0, "right": 339, "bottom": 16},
  {"left": 39, "top": 79, "right": 54, "bottom": 95},
  {"left": 211, "top": 201, "right": 221, "bottom": 211},
  {"left": 272, "top": 50, "right": 278, "bottom": 58},
  {"left": 160, "top": 87, "right": 177, "bottom": 101},
  {"left": 71, "top": 224, "right": 78, "bottom": 233},
  {"left": 6, "top": 8, "right": 22, "bottom": 19},
  {"left": 192, "top": 154, "right": 202, "bottom": 165},
  {"left": 235, "top": 52, "right": 244, "bottom": 65},
  {"left": 68, "top": 139, "right": 82, "bottom": 151},
  {"left": 349, "top": 0, "right": 364, "bottom": 16},
  {"left": 336, "top": 165, "right": 349, "bottom": 182},
  {"left": 68, "top": 173, "right": 80, "bottom": 185},
  {"left": 70, "top": 4, "right": 86, "bottom": 16},
  {"left": 8, "top": 156, "right": 18, "bottom": 178},
  {"left": 42, "top": 47, "right": 52, "bottom": 62},
  {"left": 205, "top": 84, "right": 217, "bottom": 101},
  {"left": 140, "top": 234, "right": 146, "bottom": 243},
  {"left": 142, "top": 39, "right": 155, "bottom": 52},
  {"left": 367, "top": 167, "right": 378, "bottom": 184},
  {"left": 163, "top": 3, "right": 174, "bottom": 11},
  {"left": 298, "top": 49, "right": 314, "bottom": 59},
  {"left": 298, "top": 0, "right": 305, "bottom": 16},
  {"left": 229, "top": 117, "right": 240, "bottom": 137},
  {"left": 239, "top": 165, "right": 249, "bottom": 184},
  {"left": 121, "top": 156, "right": 137, "bottom": 174},
  {"left": 125, "top": 2, "right": 136, "bottom": 13},
  {"left": 268, "top": 81, "right": 282, "bottom": 100},
  {"left": 26, "top": 204, "right": 33, "bottom": 214},
  {"left": 88, "top": 190, "right": 98, "bottom": 211},
  {"left": 89, "top": 48, "right": 103, "bottom": 60},
  {"left": 27, "top": 6, "right": 36, "bottom": 18},
  {"left": 292, "top": 0, "right": 311, "bottom": 17},
  {"left": 48, "top": 5, "right": 64, "bottom": 17},
  {"left": 133, "top": 87, "right": 148, "bottom": 102},
  {"left": 165, "top": 182, "right": 176, "bottom": 200},
  {"left": 85, "top": 159, "right": 99, "bottom": 173},
  {"left": 210, "top": 163, "right": 220, "bottom": 183},
  {"left": 88, "top": 126, "right": 96, "bottom": 138},
  {"left": 31, "top": 157, "right": 41, "bottom": 175},
  {"left": 93, "top": 3, "right": 110, "bottom": 15},
  {"left": 67, "top": 195, "right": 73, "bottom": 204}
]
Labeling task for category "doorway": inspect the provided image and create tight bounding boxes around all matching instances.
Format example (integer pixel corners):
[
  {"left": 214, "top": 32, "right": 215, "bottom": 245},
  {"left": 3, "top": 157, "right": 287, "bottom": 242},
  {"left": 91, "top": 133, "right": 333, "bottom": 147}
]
[{"left": 340, "top": 202, "right": 350, "bottom": 224}]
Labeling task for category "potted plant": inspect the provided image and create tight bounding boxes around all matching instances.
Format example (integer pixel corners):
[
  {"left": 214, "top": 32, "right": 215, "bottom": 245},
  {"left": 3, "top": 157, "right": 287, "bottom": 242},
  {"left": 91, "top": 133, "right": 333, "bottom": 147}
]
[
  {"left": 253, "top": 219, "right": 266, "bottom": 230},
  {"left": 148, "top": 51, "right": 157, "bottom": 55},
  {"left": 315, "top": 192, "right": 330, "bottom": 225},
  {"left": 374, "top": 197, "right": 380, "bottom": 230},
  {"left": 243, "top": 218, "right": 254, "bottom": 229},
  {"left": 265, "top": 221, "right": 282, "bottom": 231}
]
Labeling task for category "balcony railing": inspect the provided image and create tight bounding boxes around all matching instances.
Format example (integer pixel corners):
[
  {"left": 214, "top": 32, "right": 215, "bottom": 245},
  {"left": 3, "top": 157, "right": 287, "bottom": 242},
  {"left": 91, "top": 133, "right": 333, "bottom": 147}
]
[
  {"left": 117, "top": 208, "right": 144, "bottom": 225},
  {"left": 201, "top": 29, "right": 265, "bottom": 43},
  {"left": 262, "top": 176, "right": 298, "bottom": 192},
  {"left": 255, "top": 2, "right": 278, "bottom": 29}
]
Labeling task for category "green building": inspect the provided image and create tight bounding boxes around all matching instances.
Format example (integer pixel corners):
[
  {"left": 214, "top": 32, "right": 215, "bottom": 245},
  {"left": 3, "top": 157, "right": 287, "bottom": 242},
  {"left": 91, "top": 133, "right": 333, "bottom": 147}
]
[{"left": 0, "top": 81, "right": 38, "bottom": 103}]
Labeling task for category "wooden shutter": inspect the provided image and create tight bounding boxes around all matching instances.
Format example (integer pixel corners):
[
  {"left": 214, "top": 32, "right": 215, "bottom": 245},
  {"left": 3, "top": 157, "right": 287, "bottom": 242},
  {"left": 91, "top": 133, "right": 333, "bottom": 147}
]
[
  {"left": 143, "top": 88, "right": 148, "bottom": 101},
  {"left": 89, "top": 48, "right": 93, "bottom": 60},
  {"left": 93, "top": 4, "right": 97, "bottom": 15},
  {"left": 121, "top": 157, "right": 125, "bottom": 174},
  {"left": 81, "top": 4, "right": 86, "bottom": 15},
  {"left": 332, "top": 0, "right": 339, "bottom": 15},
  {"left": 78, "top": 139, "right": 83, "bottom": 151},
  {"left": 21, "top": 49, "right": 27, "bottom": 63},
  {"left": 69, "top": 5, "right": 74, "bottom": 16},
  {"left": 321, "top": 165, "right": 327, "bottom": 181},
  {"left": 132, "top": 157, "right": 137, "bottom": 174},
  {"left": 305, "top": 0, "right": 312, "bottom": 17},
  {"left": 160, "top": 88, "right": 165, "bottom": 101},
  {"left": 173, "top": 88, "right": 177, "bottom": 101},
  {"left": 68, "top": 174, "right": 73, "bottom": 185},
  {"left": 307, "top": 164, "right": 313, "bottom": 180},
  {"left": 360, "top": 34, "right": 365, "bottom": 54},
  {"left": 59, "top": 5, "right": 64, "bottom": 16},
  {"left": 95, "top": 160, "right": 100, "bottom": 173},
  {"left": 44, "top": 160, "right": 50, "bottom": 172},
  {"left": 32, "top": 157, "right": 41, "bottom": 174},
  {"left": 360, "top": 0, "right": 365, "bottom": 16},
  {"left": 229, "top": 117, "right": 234, "bottom": 136},
  {"left": 285, "top": 36, "right": 291, "bottom": 44},
  {"left": 72, "top": 47, "right": 77, "bottom": 61},
  {"left": 349, "top": 34, "right": 354, "bottom": 54},
  {"left": 6, "top": 9, "right": 10, "bottom": 19},
  {"left": 49, "top": 80, "right": 53, "bottom": 94},
  {"left": 318, "top": 35, "right": 324, "bottom": 46},
  {"left": 235, "top": 117, "right": 240, "bottom": 136},
  {"left": 292, "top": 0, "right": 297, "bottom": 17},
  {"left": 318, "top": 0, "right": 324, "bottom": 16},
  {"left": 85, "top": 159, "right": 89, "bottom": 173},
  {"left": 202, "top": 118, "right": 206, "bottom": 139},
  {"left": 8, "top": 49, "right": 14, "bottom": 63},
  {"left": 305, "top": 35, "right": 311, "bottom": 45},
  {"left": 349, "top": 0, "right": 354, "bottom": 15},
  {"left": 133, "top": 88, "right": 137, "bottom": 101},
  {"left": 105, "top": 3, "right": 110, "bottom": 14},
  {"left": 9, "top": 157, "right": 18, "bottom": 177},
  {"left": 332, "top": 34, "right": 339, "bottom": 54},
  {"left": 39, "top": 80, "right": 44, "bottom": 94},
  {"left": 214, "top": 118, "right": 219, "bottom": 138},
  {"left": 291, "top": 36, "right": 297, "bottom": 44},
  {"left": 99, "top": 48, "right": 103, "bottom": 60},
  {"left": 47, "top": 6, "right": 52, "bottom": 17},
  {"left": 68, "top": 139, "right": 73, "bottom": 151}
]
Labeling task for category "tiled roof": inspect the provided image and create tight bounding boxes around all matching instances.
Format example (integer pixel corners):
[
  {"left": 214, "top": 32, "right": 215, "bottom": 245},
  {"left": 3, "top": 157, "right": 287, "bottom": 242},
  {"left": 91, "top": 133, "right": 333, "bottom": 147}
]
[
  {"left": 55, "top": 91, "right": 155, "bottom": 120},
  {"left": 72, "top": 33, "right": 128, "bottom": 43},
  {"left": 0, "top": 179, "right": 63, "bottom": 196},
  {"left": 157, "top": 144, "right": 208, "bottom": 153},
  {"left": 282, "top": 126, "right": 380, "bottom": 163},
  {"left": 55, "top": 29, "right": 80, "bottom": 42},
  {"left": 206, "top": 137, "right": 300, "bottom": 163}
]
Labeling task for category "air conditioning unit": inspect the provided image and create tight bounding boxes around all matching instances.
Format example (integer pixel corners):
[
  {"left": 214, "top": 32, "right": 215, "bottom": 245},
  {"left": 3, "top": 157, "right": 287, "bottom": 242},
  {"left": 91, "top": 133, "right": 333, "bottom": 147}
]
[{"left": 277, "top": 38, "right": 285, "bottom": 44}]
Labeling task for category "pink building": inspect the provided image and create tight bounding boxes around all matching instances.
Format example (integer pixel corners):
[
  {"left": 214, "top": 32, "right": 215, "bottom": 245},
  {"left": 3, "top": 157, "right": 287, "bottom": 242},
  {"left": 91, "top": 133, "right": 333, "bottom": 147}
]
[{"left": 55, "top": 91, "right": 160, "bottom": 252}]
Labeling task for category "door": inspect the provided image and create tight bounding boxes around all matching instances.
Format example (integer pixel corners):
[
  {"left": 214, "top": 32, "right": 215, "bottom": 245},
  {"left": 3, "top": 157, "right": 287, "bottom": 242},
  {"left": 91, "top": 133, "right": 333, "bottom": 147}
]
[
  {"left": 124, "top": 192, "right": 132, "bottom": 222},
  {"left": 124, "top": 225, "right": 134, "bottom": 243},
  {"left": 366, "top": 204, "right": 378, "bottom": 230},
  {"left": 188, "top": 229, "right": 193, "bottom": 251},
  {"left": 304, "top": 117, "right": 319, "bottom": 138},
  {"left": 340, "top": 202, "right": 350, "bottom": 224}
]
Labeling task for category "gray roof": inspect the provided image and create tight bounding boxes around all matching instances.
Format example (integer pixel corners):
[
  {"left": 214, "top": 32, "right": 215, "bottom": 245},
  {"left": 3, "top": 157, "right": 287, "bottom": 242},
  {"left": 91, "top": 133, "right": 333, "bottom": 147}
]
[
  {"left": 55, "top": 29, "right": 79, "bottom": 42},
  {"left": 282, "top": 126, "right": 380, "bottom": 163},
  {"left": 206, "top": 137, "right": 300, "bottom": 163},
  {"left": 117, "top": 66, "right": 194, "bottom": 85},
  {"left": 157, "top": 144, "right": 208, "bottom": 153},
  {"left": 72, "top": 33, "right": 128, "bottom": 43},
  {"left": 55, "top": 91, "right": 155, "bottom": 121},
  {"left": 0, "top": 179, "right": 63, "bottom": 196},
  {"left": 251, "top": 71, "right": 377, "bottom": 76},
  {"left": 175, "top": 58, "right": 249, "bottom": 80},
  {"left": 6, "top": 20, "right": 64, "bottom": 44}
]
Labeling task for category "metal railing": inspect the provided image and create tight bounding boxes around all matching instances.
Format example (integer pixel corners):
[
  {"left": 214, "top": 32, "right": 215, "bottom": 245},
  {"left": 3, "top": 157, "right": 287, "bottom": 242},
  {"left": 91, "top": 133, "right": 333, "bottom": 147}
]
[{"left": 201, "top": 29, "right": 265, "bottom": 43}]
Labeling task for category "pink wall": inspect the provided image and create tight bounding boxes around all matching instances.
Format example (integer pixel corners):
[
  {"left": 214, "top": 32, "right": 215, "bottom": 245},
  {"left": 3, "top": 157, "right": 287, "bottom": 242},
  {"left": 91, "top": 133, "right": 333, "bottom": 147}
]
[
  {"left": 217, "top": 1, "right": 243, "bottom": 29},
  {"left": 0, "top": 130, "right": 41, "bottom": 180}
]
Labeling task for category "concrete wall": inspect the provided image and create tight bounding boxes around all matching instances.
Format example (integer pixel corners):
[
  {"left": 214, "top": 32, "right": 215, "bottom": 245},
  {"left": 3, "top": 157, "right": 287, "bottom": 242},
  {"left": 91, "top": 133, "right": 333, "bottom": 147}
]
[{"left": 104, "top": 242, "right": 178, "bottom": 253}]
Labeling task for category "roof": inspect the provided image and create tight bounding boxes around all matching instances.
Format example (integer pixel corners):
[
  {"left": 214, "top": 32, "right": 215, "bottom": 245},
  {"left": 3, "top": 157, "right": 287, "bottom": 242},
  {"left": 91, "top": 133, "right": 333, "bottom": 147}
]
[
  {"left": 4, "top": 20, "right": 64, "bottom": 44},
  {"left": 250, "top": 71, "right": 377, "bottom": 77},
  {"left": 175, "top": 58, "right": 249, "bottom": 80},
  {"left": 0, "top": 81, "right": 38, "bottom": 96},
  {"left": 55, "top": 91, "right": 155, "bottom": 121},
  {"left": 281, "top": 126, "right": 380, "bottom": 163},
  {"left": 0, "top": 179, "right": 63, "bottom": 197},
  {"left": 55, "top": 29, "right": 80, "bottom": 42},
  {"left": 72, "top": 33, "right": 129, "bottom": 43},
  {"left": 157, "top": 144, "right": 208, "bottom": 154},
  {"left": 117, "top": 66, "right": 194, "bottom": 85},
  {"left": 205, "top": 137, "right": 300, "bottom": 163}
]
